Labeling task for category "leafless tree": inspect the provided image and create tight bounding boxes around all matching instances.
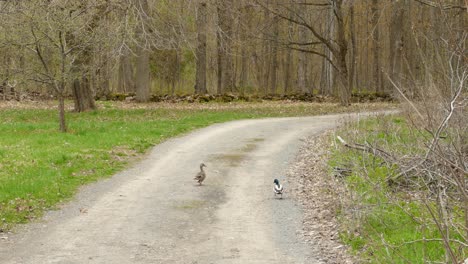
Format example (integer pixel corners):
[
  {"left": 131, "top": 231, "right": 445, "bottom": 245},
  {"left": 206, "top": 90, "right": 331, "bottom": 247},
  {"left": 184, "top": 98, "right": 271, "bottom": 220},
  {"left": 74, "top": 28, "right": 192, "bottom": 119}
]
[{"left": 257, "top": 0, "right": 352, "bottom": 105}]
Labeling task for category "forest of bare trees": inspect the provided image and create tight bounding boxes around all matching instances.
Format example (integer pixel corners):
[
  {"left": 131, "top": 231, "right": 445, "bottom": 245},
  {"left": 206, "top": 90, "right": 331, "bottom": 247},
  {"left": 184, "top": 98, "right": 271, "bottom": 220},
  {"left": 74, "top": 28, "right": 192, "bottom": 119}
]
[{"left": 0, "top": 0, "right": 466, "bottom": 108}]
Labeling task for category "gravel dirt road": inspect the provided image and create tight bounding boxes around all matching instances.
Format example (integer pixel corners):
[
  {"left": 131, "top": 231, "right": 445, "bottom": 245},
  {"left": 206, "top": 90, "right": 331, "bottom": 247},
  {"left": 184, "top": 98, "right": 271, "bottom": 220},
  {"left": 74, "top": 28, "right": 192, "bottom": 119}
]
[{"left": 0, "top": 114, "right": 358, "bottom": 264}]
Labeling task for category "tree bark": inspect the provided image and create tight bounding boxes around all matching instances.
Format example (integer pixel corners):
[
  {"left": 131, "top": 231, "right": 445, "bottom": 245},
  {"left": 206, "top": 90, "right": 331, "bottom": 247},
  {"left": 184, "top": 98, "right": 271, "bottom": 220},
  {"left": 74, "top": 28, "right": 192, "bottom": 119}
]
[
  {"left": 195, "top": 1, "right": 207, "bottom": 94},
  {"left": 297, "top": 5, "right": 308, "bottom": 94},
  {"left": 135, "top": 0, "right": 151, "bottom": 102},
  {"left": 118, "top": 52, "right": 135, "bottom": 93},
  {"left": 135, "top": 46, "right": 150, "bottom": 102},
  {"left": 371, "top": 0, "right": 382, "bottom": 93},
  {"left": 239, "top": 47, "right": 249, "bottom": 91},
  {"left": 268, "top": 9, "right": 279, "bottom": 94},
  {"left": 69, "top": 37, "right": 96, "bottom": 112},
  {"left": 349, "top": 3, "right": 357, "bottom": 94},
  {"left": 283, "top": 42, "right": 292, "bottom": 94},
  {"left": 333, "top": 0, "right": 351, "bottom": 105},
  {"left": 58, "top": 94, "right": 66, "bottom": 132},
  {"left": 262, "top": 5, "right": 271, "bottom": 95},
  {"left": 72, "top": 76, "right": 96, "bottom": 112},
  {"left": 389, "top": 0, "right": 405, "bottom": 89},
  {"left": 217, "top": 26, "right": 223, "bottom": 94},
  {"left": 217, "top": 1, "right": 234, "bottom": 94},
  {"left": 239, "top": 1, "right": 250, "bottom": 92},
  {"left": 319, "top": 4, "right": 335, "bottom": 96},
  {"left": 97, "top": 58, "right": 110, "bottom": 98}
]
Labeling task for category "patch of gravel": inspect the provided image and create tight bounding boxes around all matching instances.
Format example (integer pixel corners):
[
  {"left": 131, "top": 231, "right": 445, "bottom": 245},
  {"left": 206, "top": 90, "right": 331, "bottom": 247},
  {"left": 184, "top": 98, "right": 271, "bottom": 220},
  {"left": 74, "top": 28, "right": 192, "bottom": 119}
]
[{"left": 287, "top": 132, "right": 355, "bottom": 264}]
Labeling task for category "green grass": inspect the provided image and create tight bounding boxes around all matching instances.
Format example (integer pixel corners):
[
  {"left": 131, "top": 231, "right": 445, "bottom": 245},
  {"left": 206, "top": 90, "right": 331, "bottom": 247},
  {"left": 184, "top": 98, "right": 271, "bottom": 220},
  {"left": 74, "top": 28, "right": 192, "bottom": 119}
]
[
  {"left": 0, "top": 101, "right": 394, "bottom": 230},
  {"left": 330, "top": 115, "right": 465, "bottom": 263}
]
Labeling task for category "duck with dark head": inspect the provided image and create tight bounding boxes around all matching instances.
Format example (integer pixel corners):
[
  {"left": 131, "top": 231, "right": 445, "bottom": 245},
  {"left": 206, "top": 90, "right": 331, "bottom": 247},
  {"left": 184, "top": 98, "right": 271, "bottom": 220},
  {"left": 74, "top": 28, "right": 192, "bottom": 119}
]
[{"left": 273, "top": 179, "right": 284, "bottom": 199}]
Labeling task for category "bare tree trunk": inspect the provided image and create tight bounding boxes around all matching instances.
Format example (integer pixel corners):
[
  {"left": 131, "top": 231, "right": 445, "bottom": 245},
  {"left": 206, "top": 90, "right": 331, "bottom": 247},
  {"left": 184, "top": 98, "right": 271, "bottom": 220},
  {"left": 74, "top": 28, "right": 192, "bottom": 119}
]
[
  {"left": 269, "top": 10, "right": 279, "bottom": 94},
  {"left": 320, "top": 4, "right": 334, "bottom": 96},
  {"left": 135, "top": 0, "right": 150, "bottom": 102},
  {"left": 58, "top": 51, "right": 67, "bottom": 132},
  {"left": 117, "top": 52, "right": 135, "bottom": 93},
  {"left": 349, "top": 3, "right": 357, "bottom": 93},
  {"left": 357, "top": 3, "right": 363, "bottom": 92},
  {"left": 390, "top": 0, "right": 405, "bottom": 89},
  {"left": 365, "top": 5, "right": 370, "bottom": 91},
  {"left": 135, "top": 47, "right": 150, "bottom": 101},
  {"left": 371, "top": 0, "right": 382, "bottom": 93},
  {"left": 217, "top": 1, "right": 225, "bottom": 94},
  {"left": 262, "top": 6, "right": 270, "bottom": 95},
  {"left": 72, "top": 76, "right": 96, "bottom": 112},
  {"left": 284, "top": 43, "right": 292, "bottom": 94},
  {"left": 297, "top": 5, "right": 308, "bottom": 94},
  {"left": 320, "top": 52, "right": 328, "bottom": 95},
  {"left": 99, "top": 59, "right": 110, "bottom": 97},
  {"left": 239, "top": 48, "right": 249, "bottom": 91},
  {"left": 239, "top": 1, "right": 250, "bottom": 93},
  {"left": 403, "top": 1, "right": 420, "bottom": 98},
  {"left": 333, "top": 0, "right": 350, "bottom": 105},
  {"left": 195, "top": 1, "right": 207, "bottom": 95},
  {"left": 217, "top": 24, "right": 223, "bottom": 94},
  {"left": 282, "top": 1, "right": 294, "bottom": 94},
  {"left": 69, "top": 34, "right": 96, "bottom": 112},
  {"left": 58, "top": 95, "right": 66, "bottom": 132},
  {"left": 217, "top": 1, "right": 234, "bottom": 94},
  {"left": 171, "top": 50, "right": 180, "bottom": 96}
]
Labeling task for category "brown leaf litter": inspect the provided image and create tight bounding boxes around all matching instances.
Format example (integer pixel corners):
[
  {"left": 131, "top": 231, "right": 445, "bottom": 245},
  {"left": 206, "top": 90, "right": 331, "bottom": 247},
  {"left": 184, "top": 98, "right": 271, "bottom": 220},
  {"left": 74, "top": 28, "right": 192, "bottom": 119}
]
[{"left": 286, "top": 132, "right": 355, "bottom": 264}]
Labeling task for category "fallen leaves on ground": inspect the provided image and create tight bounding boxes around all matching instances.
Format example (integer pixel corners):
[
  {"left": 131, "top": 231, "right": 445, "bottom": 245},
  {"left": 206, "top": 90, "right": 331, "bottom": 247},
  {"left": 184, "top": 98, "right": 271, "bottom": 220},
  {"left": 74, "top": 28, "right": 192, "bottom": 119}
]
[{"left": 287, "top": 132, "right": 355, "bottom": 264}]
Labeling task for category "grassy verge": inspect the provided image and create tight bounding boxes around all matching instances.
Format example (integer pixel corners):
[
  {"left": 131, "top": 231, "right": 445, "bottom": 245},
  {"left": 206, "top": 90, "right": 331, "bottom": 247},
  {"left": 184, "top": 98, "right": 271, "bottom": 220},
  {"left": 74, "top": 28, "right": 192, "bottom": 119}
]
[
  {"left": 329, "top": 115, "right": 466, "bottom": 263},
  {"left": 0, "top": 101, "right": 394, "bottom": 231}
]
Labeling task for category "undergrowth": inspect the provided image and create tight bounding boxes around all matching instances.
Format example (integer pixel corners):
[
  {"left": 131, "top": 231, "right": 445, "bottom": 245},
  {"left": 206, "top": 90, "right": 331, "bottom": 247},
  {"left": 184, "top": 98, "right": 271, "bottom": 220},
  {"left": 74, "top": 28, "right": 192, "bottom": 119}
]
[{"left": 330, "top": 115, "right": 466, "bottom": 263}]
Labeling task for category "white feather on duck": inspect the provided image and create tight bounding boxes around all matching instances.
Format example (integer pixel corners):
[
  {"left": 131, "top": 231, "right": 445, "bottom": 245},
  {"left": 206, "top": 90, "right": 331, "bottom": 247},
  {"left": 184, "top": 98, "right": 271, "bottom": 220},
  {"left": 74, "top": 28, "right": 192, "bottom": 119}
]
[{"left": 273, "top": 179, "right": 283, "bottom": 198}]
